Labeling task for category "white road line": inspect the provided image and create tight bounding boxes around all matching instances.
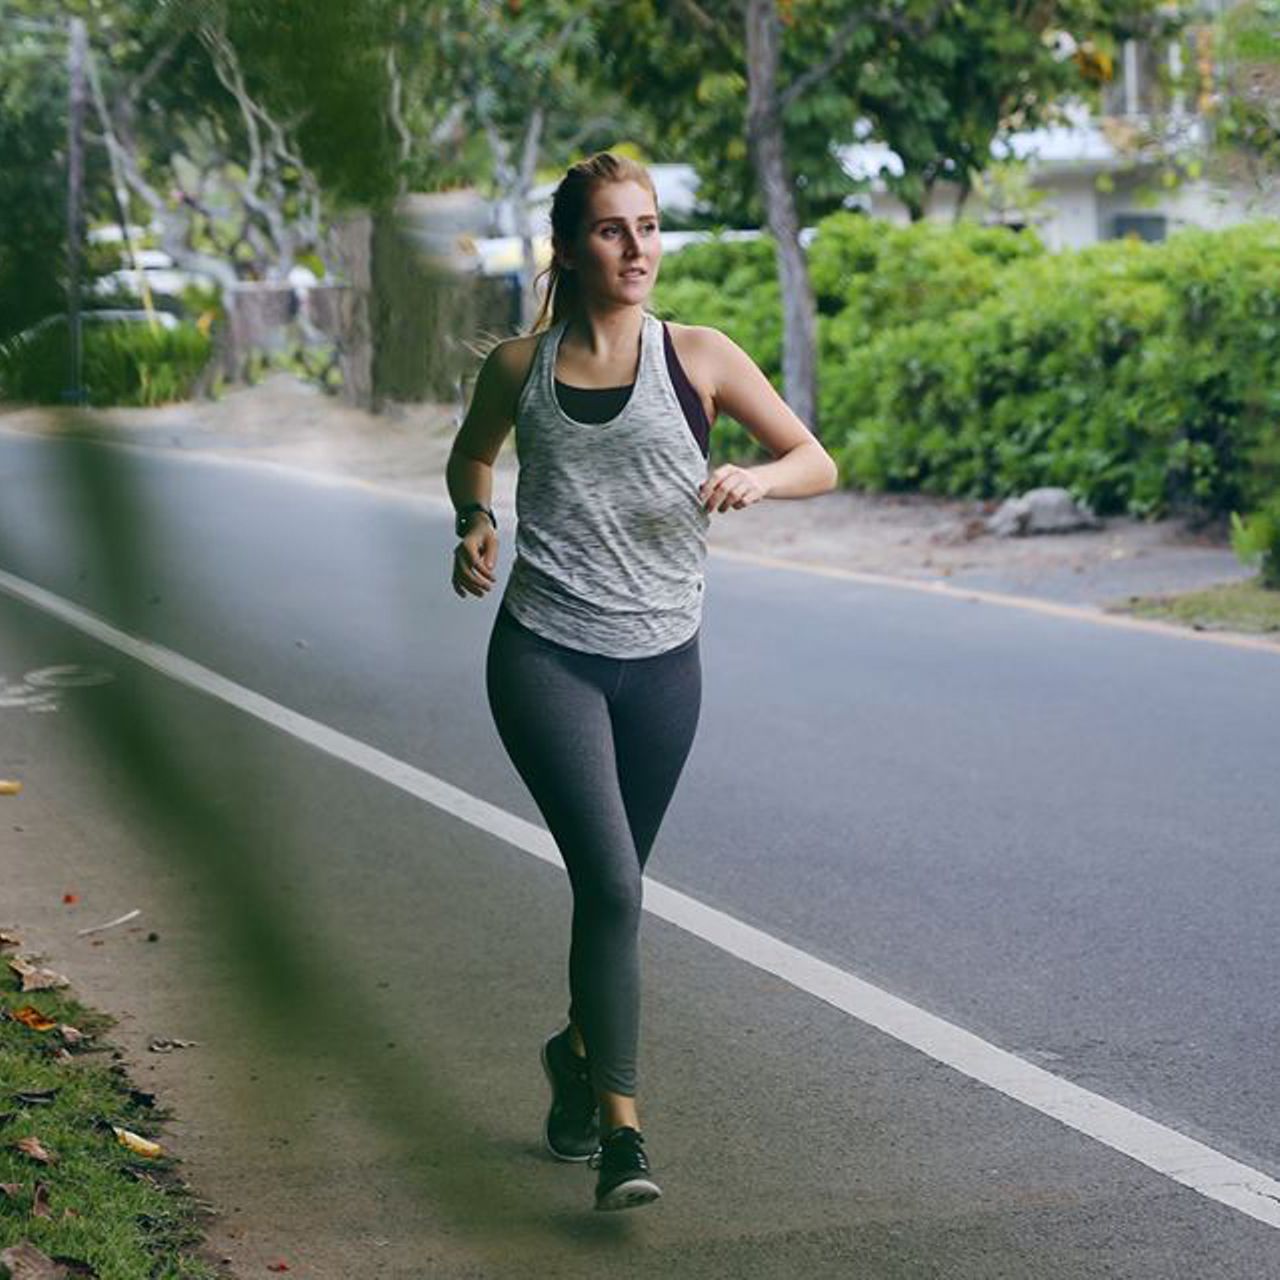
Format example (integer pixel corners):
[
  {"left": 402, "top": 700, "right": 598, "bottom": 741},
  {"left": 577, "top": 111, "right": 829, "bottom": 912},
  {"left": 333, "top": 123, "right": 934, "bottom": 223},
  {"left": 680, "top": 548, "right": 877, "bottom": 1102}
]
[{"left": 3, "top": 563, "right": 1280, "bottom": 1231}]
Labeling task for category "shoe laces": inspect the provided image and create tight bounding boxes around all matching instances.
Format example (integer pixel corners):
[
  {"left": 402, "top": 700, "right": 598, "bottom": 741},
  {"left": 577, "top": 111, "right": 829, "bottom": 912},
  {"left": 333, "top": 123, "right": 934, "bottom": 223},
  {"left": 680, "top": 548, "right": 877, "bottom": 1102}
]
[{"left": 589, "top": 1126, "right": 648, "bottom": 1172}]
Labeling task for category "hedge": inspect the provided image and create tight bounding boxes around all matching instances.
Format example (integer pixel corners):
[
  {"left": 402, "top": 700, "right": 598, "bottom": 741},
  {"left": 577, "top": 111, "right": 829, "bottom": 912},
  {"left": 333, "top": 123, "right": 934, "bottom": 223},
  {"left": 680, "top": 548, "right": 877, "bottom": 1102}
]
[{"left": 653, "top": 216, "right": 1280, "bottom": 520}]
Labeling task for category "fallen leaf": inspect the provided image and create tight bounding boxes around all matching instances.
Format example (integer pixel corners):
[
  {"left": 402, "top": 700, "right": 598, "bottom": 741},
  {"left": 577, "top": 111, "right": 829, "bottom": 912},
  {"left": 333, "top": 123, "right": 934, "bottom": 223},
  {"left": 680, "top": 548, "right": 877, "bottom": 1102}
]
[
  {"left": 0, "top": 1240, "right": 68, "bottom": 1279},
  {"left": 111, "top": 1126, "right": 162, "bottom": 1158},
  {"left": 267, "top": 1262, "right": 291, "bottom": 1273},
  {"left": 0, "top": 780, "right": 23, "bottom": 796},
  {"left": 0, "top": 929, "right": 21, "bottom": 948},
  {"left": 61, "top": 893, "right": 77, "bottom": 904},
  {"left": 57, "top": 1024, "right": 85, "bottom": 1046},
  {"left": 0, "top": 1181, "right": 23, "bottom": 1197},
  {"left": 13, "top": 1135, "right": 57, "bottom": 1164},
  {"left": 147, "top": 1036, "right": 198, "bottom": 1053},
  {"left": 11, "top": 1007, "right": 57, "bottom": 1032},
  {"left": 13, "top": 1088, "right": 59, "bottom": 1106},
  {"left": 8, "top": 958, "right": 71, "bottom": 992},
  {"left": 32, "top": 1180, "right": 51, "bottom": 1218},
  {"left": 49, "top": 1048, "right": 75, "bottom": 1065}
]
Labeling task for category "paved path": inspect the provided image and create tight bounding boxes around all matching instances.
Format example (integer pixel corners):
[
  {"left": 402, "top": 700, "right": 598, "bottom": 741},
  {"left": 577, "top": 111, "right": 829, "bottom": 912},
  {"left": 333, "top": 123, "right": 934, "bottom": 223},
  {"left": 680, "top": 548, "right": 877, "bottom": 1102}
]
[{"left": 1, "top": 432, "right": 1278, "bottom": 1277}]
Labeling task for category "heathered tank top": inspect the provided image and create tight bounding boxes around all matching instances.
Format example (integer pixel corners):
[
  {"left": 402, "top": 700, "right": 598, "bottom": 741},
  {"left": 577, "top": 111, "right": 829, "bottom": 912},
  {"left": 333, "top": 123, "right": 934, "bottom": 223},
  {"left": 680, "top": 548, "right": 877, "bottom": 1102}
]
[{"left": 499, "top": 309, "right": 711, "bottom": 658}]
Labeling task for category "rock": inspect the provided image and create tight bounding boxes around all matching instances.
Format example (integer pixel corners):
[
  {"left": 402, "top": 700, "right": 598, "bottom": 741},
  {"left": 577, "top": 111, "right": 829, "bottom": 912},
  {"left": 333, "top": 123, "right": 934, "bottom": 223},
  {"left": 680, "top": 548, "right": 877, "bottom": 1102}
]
[{"left": 986, "top": 487, "right": 1102, "bottom": 537}]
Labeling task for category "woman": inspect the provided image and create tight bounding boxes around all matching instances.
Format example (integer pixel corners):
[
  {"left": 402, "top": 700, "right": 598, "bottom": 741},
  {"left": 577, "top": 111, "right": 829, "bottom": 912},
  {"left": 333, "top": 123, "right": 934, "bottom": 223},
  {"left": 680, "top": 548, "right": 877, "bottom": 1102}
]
[{"left": 446, "top": 151, "right": 837, "bottom": 1212}]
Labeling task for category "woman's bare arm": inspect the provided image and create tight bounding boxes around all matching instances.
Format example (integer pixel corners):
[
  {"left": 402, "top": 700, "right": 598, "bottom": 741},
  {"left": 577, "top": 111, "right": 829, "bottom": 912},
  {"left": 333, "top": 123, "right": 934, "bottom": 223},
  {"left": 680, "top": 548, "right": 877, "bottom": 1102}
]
[{"left": 696, "top": 327, "right": 837, "bottom": 505}]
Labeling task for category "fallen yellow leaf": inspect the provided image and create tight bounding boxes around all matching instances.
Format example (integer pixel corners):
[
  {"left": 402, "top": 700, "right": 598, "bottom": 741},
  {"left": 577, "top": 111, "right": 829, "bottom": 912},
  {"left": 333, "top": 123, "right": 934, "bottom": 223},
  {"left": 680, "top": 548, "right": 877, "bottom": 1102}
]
[
  {"left": 111, "top": 1126, "right": 163, "bottom": 1158},
  {"left": 11, "top": 1006, "right": 58, "bottom": 1032}
]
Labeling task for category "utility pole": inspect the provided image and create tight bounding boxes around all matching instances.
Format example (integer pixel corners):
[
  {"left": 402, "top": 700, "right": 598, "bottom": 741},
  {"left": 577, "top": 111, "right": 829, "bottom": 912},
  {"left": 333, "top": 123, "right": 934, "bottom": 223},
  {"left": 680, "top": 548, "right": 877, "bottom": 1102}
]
[{"left": 66, "top": 17, "right": 87, "bottom": 405}]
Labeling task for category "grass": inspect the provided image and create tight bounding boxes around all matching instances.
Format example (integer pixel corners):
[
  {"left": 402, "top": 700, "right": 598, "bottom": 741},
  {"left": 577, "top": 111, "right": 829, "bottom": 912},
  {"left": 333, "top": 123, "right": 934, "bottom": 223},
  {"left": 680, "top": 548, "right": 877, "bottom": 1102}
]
[
  {"left": 1105, "top": 576, "right": 1280, "bottom": 635},
  {"left": 0, "top": 949, "right": 224, "bottom": 1278}
]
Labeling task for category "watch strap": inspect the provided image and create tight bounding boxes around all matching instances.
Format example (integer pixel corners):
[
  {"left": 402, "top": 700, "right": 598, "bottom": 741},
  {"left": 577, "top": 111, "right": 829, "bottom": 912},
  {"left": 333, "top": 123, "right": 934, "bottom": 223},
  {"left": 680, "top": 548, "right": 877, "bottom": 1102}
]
[{"left": 455, "top": 502, "right": 496, "bottom": 536}]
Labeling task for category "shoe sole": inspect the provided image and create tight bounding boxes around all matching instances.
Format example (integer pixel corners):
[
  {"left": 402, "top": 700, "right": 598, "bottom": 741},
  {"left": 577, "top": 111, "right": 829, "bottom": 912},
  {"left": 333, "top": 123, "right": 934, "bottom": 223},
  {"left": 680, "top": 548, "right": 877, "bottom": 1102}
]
[
  {"left": 595, "top": 1177, "right": 663, "bottom": 1212},
  {"left": 540, "top": 1040, "right": 597, "bottom": 1163}
]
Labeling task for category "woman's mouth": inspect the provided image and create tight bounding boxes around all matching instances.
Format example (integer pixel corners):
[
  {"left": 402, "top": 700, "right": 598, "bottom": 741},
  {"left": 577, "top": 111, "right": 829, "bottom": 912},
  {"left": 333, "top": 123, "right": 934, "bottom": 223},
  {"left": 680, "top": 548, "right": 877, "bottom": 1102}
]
[{"left": 621, "top": 269, "right": 647, "bottom": 278}]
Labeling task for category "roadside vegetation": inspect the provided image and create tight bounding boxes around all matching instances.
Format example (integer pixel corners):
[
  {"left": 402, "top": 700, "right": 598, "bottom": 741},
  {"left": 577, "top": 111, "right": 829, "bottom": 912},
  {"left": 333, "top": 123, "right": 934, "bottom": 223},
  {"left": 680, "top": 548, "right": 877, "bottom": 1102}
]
[
  {"left": 654, "top": 215, "right": 1280, "bottom": 635},
  {"left": 1108, "top": 578, "right": 1280, "bottom": 634},
  {"left": 654, "top": 216, "right": 1280, "bottom": 530},
  {"left": 0, "top": 936, "right": 222, "bottom": 1279}
]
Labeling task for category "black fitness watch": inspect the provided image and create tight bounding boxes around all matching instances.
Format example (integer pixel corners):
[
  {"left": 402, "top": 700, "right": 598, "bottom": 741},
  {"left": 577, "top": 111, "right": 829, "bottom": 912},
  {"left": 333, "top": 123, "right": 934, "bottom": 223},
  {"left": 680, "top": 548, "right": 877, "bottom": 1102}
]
[{"left": 455, "top": 502, "right": 497, "bottom": 538}]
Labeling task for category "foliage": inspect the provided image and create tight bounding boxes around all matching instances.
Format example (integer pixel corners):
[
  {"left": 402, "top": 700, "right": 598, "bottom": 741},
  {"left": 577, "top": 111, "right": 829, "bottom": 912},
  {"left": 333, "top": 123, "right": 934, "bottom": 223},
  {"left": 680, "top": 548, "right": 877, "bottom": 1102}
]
[
  {"left": 651, "top": 233, "right": 784, "bottom": 459},
  {"left": 808, "top": 211, "right": 1045, "bottom": 345},
  {"left": 0, "top": 6, "right": 111, "bottom": 343},
  {"left": 589, "top": 1, "right": 1169, "bottom": 226},
  {"left": 1231, "top": 492, "right": 1280, "bottom": 588},
  {"left": 0, "top": 317, "right": 212, "bottom": 406},
  {"left": 0, "top": 965, "right": 221, "bottom": 1277},
  {"left": 1118, "top": 576, "right": 1280, "bottom": 625},
  {"left": 657, "top": 216, "right": 1280, "bottom": 522},
  {"left": 1209, "top": 0, "right": 1280, "bottom": 195}
]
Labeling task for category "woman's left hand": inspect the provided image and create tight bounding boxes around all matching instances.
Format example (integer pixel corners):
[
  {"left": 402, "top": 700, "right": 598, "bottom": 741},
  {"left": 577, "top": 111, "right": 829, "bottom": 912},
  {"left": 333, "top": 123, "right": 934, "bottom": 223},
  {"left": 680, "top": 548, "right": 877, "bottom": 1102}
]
[{"left": 699, "top": 464, "right": 770, "bottom": 513}]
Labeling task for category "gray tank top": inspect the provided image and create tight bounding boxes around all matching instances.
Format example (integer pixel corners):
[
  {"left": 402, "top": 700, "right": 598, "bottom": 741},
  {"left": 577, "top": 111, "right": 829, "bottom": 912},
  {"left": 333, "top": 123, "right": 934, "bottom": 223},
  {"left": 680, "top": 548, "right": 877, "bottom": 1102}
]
[{"left": 499, "top": 309, "right": 711, "bottom": 658}]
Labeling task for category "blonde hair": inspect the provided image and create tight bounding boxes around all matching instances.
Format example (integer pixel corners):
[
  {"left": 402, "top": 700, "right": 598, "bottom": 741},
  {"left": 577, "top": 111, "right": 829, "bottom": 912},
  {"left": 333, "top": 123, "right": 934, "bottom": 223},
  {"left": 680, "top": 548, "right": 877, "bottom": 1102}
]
[
  {"left": 461, "top": 151, "right": 659, "bottom": 368},
  {"left": 527, "top": 151, "right": 660, "bottom": 335}
]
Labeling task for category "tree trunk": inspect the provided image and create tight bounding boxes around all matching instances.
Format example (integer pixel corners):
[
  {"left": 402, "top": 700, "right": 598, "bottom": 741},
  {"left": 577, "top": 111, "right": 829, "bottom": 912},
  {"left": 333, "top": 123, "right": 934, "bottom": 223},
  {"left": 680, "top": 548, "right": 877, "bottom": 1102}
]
[{"left": 743, "top": 0, "right": 819, "bottom": 437}]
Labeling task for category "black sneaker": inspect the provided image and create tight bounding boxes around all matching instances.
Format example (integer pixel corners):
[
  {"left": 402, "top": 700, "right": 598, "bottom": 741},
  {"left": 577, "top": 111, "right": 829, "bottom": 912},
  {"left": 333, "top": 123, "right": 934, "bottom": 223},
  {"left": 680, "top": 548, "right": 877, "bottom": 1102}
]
[
  {"left": 540, "top": 1028, "right": 600, "bottom": 1161},
  {"left": 589, "top": 1125, "right": 662, "bottom": 1211}
]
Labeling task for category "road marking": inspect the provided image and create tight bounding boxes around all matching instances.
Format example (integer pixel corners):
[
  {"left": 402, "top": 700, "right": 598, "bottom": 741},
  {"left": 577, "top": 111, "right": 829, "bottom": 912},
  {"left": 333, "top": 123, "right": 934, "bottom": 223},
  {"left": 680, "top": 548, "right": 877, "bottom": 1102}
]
[
  {"left": 3, "top": 563, "right": 1280, "bottom": 1230},
  {"left": 1, "top": 422, "right": 1274, "bottom": 655}
]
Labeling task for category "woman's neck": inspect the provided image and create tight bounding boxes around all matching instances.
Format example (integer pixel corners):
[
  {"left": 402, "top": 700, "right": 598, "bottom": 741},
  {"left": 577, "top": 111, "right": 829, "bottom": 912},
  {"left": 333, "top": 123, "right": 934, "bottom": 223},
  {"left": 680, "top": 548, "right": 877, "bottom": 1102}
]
[{"left": 563, "top": 304, "right": 645, "bottom": 360}]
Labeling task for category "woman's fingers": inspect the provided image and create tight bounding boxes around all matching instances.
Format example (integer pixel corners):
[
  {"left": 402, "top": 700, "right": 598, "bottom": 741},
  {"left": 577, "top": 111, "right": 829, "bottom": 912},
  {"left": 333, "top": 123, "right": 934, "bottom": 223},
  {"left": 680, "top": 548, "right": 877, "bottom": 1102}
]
[{"left": 452, "top": 542, "right": 495, "bottom": 597}]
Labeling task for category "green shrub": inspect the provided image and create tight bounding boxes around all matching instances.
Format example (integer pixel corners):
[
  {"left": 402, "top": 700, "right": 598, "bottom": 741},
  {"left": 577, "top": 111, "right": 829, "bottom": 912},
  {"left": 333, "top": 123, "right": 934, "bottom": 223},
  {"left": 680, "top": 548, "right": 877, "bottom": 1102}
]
[
  {"left": 653, "top": 234, "right": 783, "bottom": 462},
  {"left": 1231, "top": 493, "right": 1280, "bottom": 588},
  {"left": 0, "top": 317, "right": 212, "bottom": 406},
  {"left": 657, "top": 215, "right": 1280, "bottom": 523},
  {"left": 810, "top": 212, "right": 1044, "bottom": 354}
]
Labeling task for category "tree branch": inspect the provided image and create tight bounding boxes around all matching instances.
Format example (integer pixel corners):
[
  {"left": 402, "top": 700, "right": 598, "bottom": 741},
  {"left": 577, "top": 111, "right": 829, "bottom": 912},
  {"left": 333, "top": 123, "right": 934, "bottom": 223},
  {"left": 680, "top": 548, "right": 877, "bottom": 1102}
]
[{"left": 778, "top": 0, "right": 954, "bottom": 114}]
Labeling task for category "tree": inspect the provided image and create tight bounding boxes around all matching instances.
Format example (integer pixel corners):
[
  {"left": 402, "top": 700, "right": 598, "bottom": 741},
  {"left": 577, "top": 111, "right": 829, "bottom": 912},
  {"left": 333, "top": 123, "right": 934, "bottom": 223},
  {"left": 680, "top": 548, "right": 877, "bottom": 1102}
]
[
  {"left": 0, "top": 4, "right": 113, "bottom": 342},
  {"left": 591, "top": 0, "right": 1166, "bottom": 436},
  {"left": 1206, "top": 0, "right": 1280, "bottom": 200},
  {"left": 402, "top": 0, "right": 652, "bottom": 329}
]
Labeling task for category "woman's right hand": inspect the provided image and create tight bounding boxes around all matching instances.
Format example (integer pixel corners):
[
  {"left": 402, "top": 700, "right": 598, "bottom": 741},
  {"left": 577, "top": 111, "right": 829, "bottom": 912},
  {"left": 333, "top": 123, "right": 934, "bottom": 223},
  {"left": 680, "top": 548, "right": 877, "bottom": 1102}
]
[{"left": 452, "top": 523, "right": 498, "bottom": 598}]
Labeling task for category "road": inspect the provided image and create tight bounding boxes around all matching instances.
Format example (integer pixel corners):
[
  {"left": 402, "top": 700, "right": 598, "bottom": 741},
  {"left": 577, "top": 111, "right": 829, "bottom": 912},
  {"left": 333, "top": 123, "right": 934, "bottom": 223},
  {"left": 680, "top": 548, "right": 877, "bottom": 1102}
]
[{"left": 2, "top": 429, "right": 1279, "bottom": 1279}]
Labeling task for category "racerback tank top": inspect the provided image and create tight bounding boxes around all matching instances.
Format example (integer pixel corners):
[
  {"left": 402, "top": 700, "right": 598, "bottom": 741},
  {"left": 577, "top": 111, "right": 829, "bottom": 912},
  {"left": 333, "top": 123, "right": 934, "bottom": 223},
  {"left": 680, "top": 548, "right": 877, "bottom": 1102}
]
[{"left": 499, "top": 310, "right": 711, "bottom": 658}]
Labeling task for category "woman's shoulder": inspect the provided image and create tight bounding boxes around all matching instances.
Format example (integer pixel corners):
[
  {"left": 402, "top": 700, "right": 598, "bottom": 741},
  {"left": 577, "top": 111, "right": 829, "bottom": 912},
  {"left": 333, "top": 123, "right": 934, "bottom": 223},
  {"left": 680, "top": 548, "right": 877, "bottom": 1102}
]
[
  {"left": 661, "top": 319, "right": 735, "bottom": 385},
  {"left": 483, "top": 331, "right": 544, "bottom": 406}
]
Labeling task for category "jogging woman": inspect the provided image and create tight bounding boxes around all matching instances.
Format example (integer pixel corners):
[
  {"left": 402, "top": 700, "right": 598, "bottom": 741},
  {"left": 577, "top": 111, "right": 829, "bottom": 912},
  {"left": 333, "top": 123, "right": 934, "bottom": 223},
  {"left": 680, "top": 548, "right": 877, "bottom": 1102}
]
[{"left": 446, "top": 151, "right": 837, "bottom": 1212}]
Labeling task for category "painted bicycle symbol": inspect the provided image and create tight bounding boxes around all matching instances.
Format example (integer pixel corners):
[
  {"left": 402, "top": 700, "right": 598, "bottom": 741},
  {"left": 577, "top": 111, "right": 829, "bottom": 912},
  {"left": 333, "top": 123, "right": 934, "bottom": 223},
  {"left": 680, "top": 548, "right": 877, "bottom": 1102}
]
[{"left": 0, "top": 664, "right": 115, "bottom": 713}]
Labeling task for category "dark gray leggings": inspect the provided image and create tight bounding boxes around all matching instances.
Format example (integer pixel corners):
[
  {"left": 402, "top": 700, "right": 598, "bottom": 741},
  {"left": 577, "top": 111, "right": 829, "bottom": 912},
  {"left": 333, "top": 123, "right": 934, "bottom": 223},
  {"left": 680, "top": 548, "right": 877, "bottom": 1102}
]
[{"left": 485, "top": 602, "right": 702, "bottom": 1097}]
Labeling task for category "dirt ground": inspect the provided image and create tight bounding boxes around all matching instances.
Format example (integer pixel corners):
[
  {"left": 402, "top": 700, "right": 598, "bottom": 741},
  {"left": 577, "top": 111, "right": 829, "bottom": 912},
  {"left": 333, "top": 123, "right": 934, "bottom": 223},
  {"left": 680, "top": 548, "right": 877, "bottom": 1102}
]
[{"left": 0, "top": 371, "right": 1255, "bottom": 610}]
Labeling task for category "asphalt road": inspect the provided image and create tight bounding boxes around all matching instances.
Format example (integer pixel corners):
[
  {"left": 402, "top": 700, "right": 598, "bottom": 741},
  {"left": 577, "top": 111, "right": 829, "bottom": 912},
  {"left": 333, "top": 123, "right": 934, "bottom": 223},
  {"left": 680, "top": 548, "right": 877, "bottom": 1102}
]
[{"left": 2, "top": 430, "right": 1279, "bottom": 1279}]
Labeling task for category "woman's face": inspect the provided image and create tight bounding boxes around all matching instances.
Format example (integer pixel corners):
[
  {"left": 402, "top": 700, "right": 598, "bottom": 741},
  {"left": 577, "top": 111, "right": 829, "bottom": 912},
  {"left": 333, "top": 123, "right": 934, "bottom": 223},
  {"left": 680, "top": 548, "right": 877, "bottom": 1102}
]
[{"left": 557, "top": 180, "right": 661, "bottom": 308}]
